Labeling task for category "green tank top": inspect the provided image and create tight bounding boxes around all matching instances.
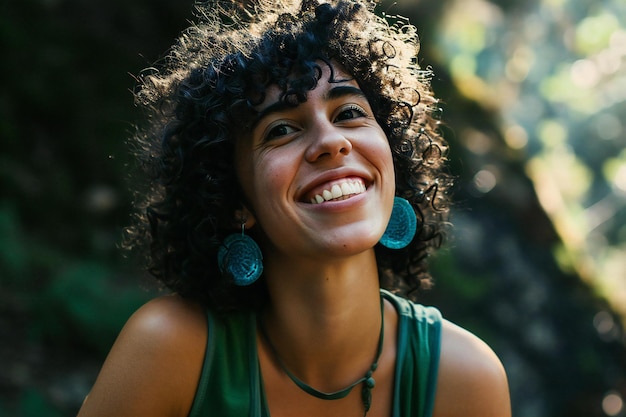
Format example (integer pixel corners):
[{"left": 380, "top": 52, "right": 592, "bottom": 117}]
[{"left": 188, "top": 290, "right": 442, "bottom": 417}]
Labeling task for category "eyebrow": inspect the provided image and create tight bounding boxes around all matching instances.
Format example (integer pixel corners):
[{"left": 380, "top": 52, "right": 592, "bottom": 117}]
[{"left": 249, "top": 85, "right": 368, "bottom": 131}]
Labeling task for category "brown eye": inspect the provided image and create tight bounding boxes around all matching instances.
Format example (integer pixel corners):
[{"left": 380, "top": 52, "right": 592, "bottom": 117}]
[
  {"left": 265, "top": 124, "right": 297, "bottom": 141},
  {"left": 335, "top": 105, "right": 367, "bottom": 122}
]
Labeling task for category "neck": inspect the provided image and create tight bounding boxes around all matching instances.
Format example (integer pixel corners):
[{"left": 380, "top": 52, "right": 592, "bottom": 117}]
[
  {"left": 265, "top": 247, "right": 379, "bottom": 302},
  {"left": 260, "top": 249, "right": 383, "bottom": 389}
]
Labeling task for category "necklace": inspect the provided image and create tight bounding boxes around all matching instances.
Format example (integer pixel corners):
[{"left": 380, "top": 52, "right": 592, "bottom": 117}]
[{"left": 258, "top": 295, "right": 385, "bottom": 417}]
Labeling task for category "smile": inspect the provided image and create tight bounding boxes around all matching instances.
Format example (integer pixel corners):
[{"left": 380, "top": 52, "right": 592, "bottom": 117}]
[{"left": 308, "top": 179, "right": 367, "bottom": 204}]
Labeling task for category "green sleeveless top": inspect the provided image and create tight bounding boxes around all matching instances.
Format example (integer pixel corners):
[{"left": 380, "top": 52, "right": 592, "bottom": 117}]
[{"left": 188, "top": 290, "right": 442, "bottom": 417}]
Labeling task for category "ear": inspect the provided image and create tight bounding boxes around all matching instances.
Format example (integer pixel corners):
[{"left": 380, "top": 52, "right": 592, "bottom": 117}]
[{"left": 234, "top": 206, "right": 257, "bottom": 230}]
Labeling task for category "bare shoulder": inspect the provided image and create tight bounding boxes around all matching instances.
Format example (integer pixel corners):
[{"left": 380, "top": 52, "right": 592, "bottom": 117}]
[
  {"left": 77, "top": 295, "right": 208, "bottom": 417},
  {"left": 432, "top": 319, "right": 511, "bottom": 417}
]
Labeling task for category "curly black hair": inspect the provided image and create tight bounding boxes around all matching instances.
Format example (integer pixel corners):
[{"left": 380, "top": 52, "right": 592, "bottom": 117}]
[{"left": 125, "top": 0, "right": 452, "bottom": 313}]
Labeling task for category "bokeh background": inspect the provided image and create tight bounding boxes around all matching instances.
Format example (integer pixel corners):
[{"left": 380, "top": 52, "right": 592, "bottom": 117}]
[{"left": 1, "top": 0, "right": 625, "bottom": 416}]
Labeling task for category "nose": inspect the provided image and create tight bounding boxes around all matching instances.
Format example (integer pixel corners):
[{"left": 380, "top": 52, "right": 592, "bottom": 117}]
[{"left": 304, "top": 118, "right": 352, "bottom": 163}]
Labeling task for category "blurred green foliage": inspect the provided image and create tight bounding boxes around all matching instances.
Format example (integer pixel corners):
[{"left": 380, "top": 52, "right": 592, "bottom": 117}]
[{"left": 430, "top": 0, "right": 626, "bottom": 321}]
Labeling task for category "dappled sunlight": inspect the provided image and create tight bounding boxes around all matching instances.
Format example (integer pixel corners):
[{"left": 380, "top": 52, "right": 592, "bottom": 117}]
[
  {"left": 602, "top": 390, "right": 624, "bottom": 417},
  {"left": 435, "top": 0, "right": 626, "bottom": 329}
]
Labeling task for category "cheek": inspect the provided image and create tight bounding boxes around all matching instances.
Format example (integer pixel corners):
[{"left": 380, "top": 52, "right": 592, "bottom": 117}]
[
  {"left": 261, "top": 147, "right": 301, "bottom": 183},
  {"left": 373, "top": 137, "right": 396, "bottom": 198},
  {"left": 372, "top": 134, "right": 395, "bottom": 177},
  {"left": 247, "top": 159, "right": 293, "bottom": 211}
]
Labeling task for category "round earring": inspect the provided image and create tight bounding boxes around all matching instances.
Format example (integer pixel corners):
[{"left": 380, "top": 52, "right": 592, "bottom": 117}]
[
  {"left": 379, "top": 197, "right": 417, "bottom": 249},
  {"left": 217, "top": 221, "right": 263, "bottom": 286}
]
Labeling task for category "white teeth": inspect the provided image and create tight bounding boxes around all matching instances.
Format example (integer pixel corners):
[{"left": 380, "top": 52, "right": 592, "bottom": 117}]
[{"left": 310, "top": 180, "right": 366, "bottom": 204}]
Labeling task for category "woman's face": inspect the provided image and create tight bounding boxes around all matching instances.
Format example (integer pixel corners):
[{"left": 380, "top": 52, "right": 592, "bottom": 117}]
[{"left": 235, "top": 63, "right": 395, "bottom": 262}]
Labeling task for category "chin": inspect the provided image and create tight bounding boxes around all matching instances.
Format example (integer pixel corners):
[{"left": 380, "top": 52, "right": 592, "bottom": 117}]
[{"left": 322, "top": 231, "right": 383, "bottom": 256}]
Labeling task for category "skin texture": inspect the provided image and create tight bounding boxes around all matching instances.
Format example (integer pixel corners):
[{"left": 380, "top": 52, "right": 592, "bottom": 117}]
[
  {"left": 235, "top": 66, "right": 395, "bottom": 263},
  {"left": 78, "top": 297, "right": 510, "bottom": 417},
  {"left": 78, "top": 64, "right": 511, "bottom": 417}
]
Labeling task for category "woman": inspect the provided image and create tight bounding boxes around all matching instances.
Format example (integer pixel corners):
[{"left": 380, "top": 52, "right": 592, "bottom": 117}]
[{"left": 78, "top": 0, "right": 511, "bottom": 416}]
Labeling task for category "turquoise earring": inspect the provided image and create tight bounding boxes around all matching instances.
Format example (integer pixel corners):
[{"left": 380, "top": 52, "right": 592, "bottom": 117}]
[
  {"left": 379, "top": 197, "right": 417, "bottom": 249},
  {"left": 217, "top": 221, "right": 263, "bottom": 286}
]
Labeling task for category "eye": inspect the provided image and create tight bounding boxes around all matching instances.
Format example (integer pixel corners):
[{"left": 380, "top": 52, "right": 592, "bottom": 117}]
[
  {"left": 335, "top": 104, "right": 368, "bottom": 122},
  {"left": 265, "top": 123, "right": 298, "bottom": 141}
]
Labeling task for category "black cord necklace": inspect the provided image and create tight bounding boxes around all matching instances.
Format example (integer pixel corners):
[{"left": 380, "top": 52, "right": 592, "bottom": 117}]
[{"left": 258, "top": 295, "right": 385, "bottom": 416}]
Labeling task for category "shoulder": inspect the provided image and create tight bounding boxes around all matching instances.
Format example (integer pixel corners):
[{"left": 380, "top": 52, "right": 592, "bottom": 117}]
[
  {"left": 432, "top": 319, "right": 511, "bottom": 417},
  {"left": 77, "top": 295, "right": 208, "bottom": 417},
  {"left": 123, "top": 294, "right": 208, "bottom": 345}
]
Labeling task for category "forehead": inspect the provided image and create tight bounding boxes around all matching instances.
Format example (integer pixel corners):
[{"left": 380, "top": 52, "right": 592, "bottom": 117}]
[{"left": 254, "top": 61, "right": 357, "bottom": 112}]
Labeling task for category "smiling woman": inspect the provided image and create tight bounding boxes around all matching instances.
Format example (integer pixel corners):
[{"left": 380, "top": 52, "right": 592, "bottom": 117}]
[
  {"left": 122, "top": 0, "right": 452, "bottom": 313},
  {"left": 76, "top": 1, "right": 511, "bottom": 416},
  {"left": 235, "top": 63, "right": 395, "bottom": 260}
]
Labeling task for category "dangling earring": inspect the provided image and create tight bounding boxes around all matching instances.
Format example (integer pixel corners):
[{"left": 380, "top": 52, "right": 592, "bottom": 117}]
[
  {"left": 217, "top": 220, "right": 263, "bottom": 286},
  {"left": 379, "top": 197, "right": 417, "bottom": 249}
]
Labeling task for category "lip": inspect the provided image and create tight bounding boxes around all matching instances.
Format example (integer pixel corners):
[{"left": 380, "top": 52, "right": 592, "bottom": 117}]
[{"left": 297, "top": 168, "right": 373, "bottom": 204}]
